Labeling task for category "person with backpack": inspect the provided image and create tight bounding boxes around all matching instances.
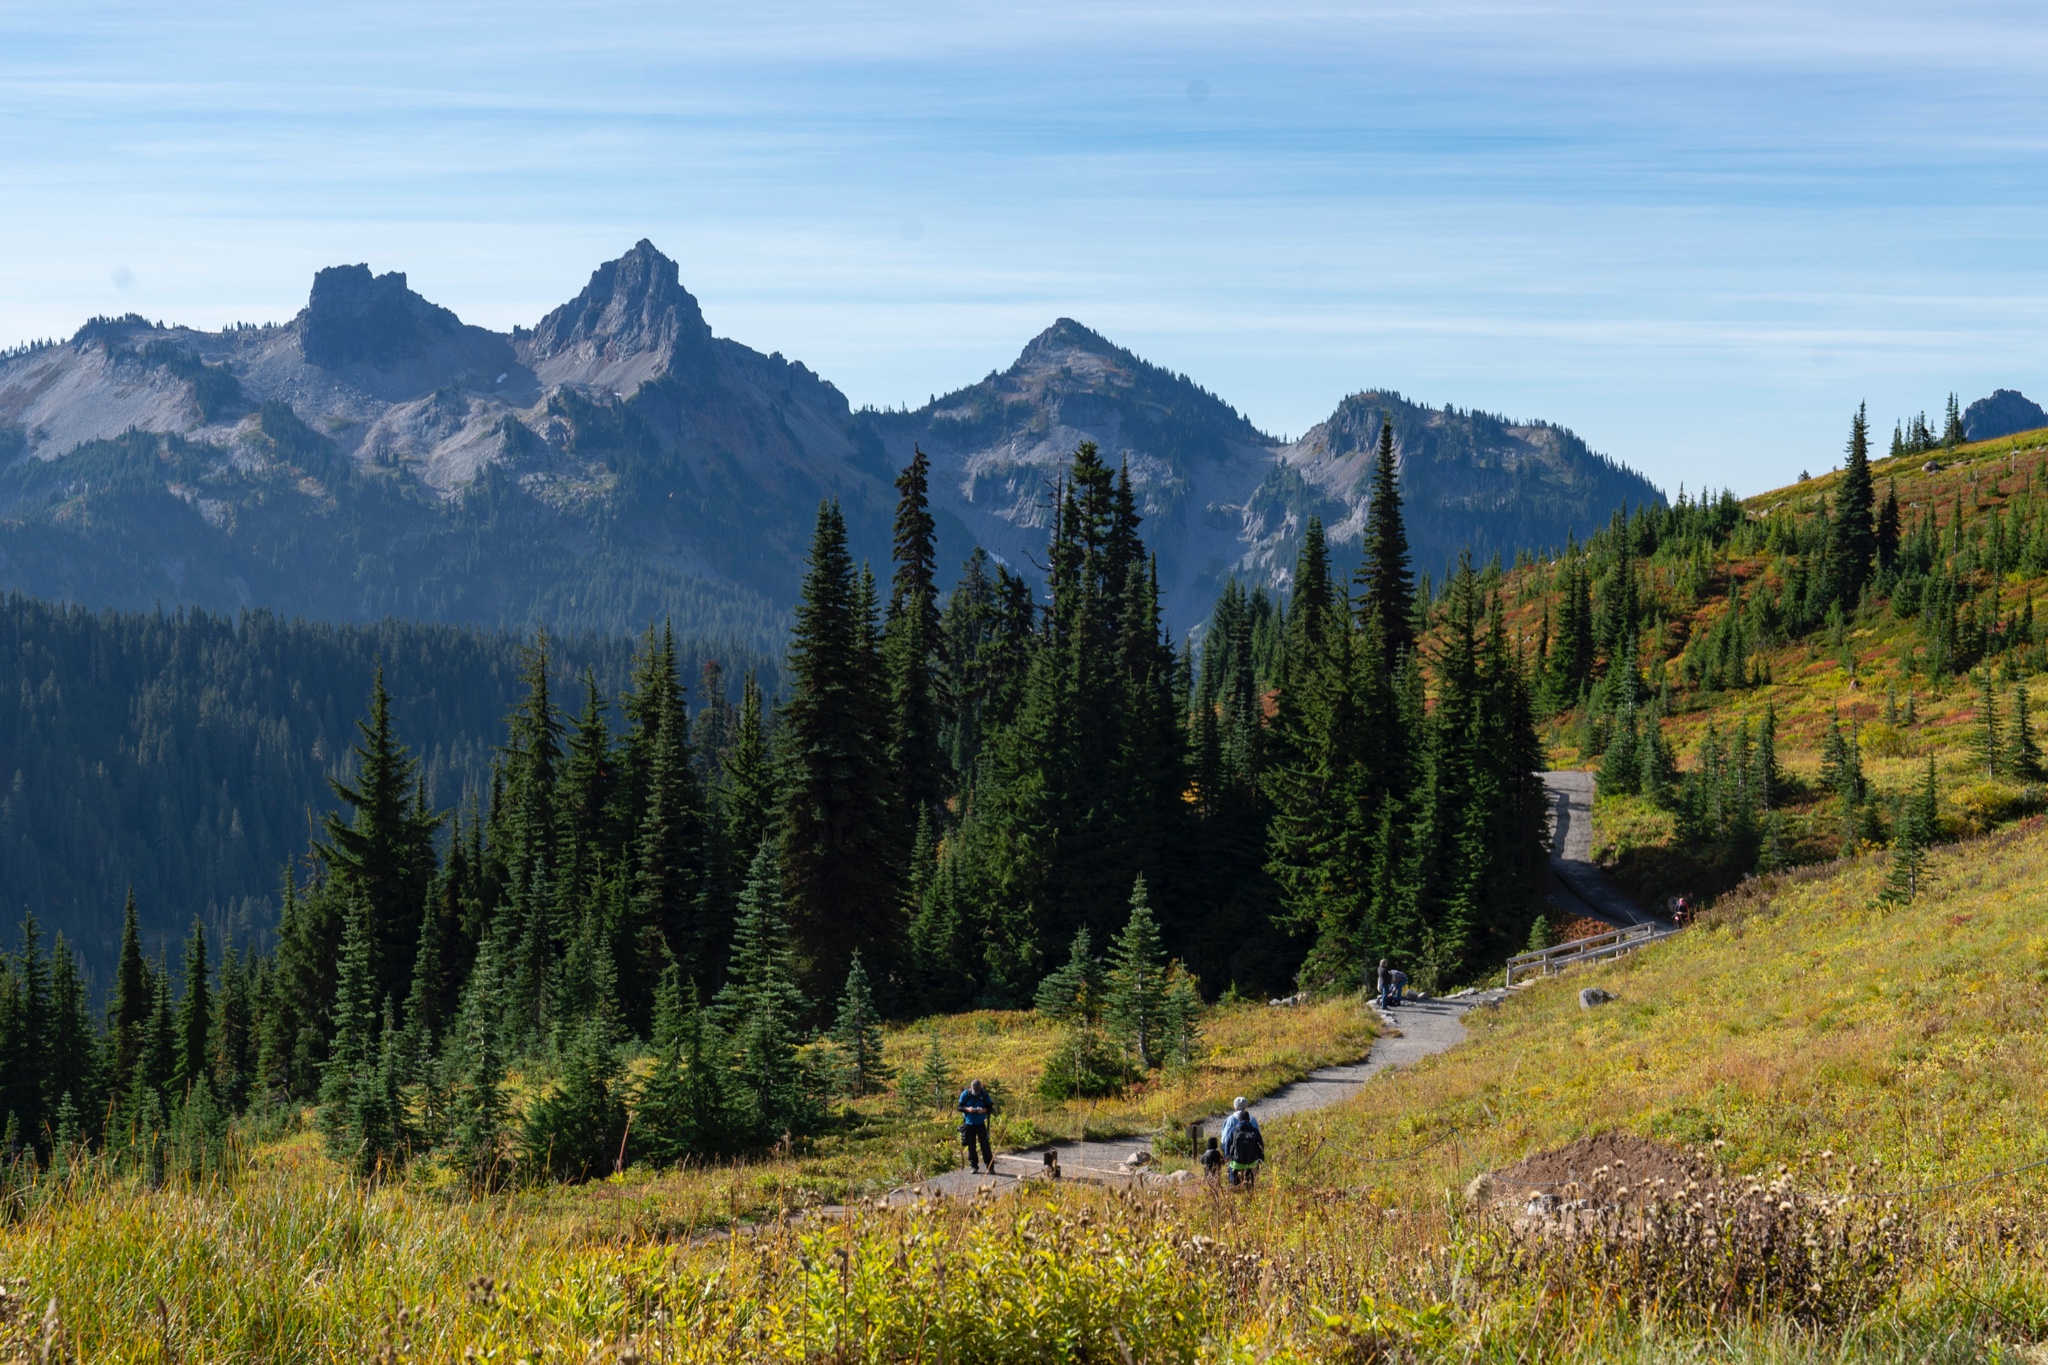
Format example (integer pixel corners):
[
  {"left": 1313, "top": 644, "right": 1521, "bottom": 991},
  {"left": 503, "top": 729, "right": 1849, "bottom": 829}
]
[
  {"left": 957, "top": 1078, "right": 995, "bottom": 1174},
  {"left": 1219, "top": 1096, "right": 1264, "bottom": 1189}
]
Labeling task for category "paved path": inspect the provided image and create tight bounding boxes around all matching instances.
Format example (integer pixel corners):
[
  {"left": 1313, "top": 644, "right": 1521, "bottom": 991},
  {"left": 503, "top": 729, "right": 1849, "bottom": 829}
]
[
  {"left": 1542, "top": 769, "right": 1665, "bottom": 929},
  {"left": 897, "top": 995, "right": 1494, "bottom": 1201}
]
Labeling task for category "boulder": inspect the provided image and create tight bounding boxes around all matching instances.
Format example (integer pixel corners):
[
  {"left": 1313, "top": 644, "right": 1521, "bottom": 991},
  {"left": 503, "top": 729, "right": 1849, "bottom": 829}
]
[{"left": 1579, "top": 987, "right": 1615, "bottom": 1010}]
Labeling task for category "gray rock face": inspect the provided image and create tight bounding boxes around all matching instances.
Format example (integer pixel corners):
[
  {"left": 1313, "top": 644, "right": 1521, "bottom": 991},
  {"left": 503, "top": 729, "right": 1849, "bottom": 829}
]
[
  {"left": 1963, "top": 389, "right": 2048, "bottom": 443},
  {"left": 525, "top": 239, "right": 713, "bottom": 393},
  {"left": 876, "top": 321, "right": 1662, "bottom": 628},
  {"left": 0, "top": 243, "right": 1664, "bottom": 640},
  {"left": 302, "top": 265, "right": 488, "bottom": 370}
]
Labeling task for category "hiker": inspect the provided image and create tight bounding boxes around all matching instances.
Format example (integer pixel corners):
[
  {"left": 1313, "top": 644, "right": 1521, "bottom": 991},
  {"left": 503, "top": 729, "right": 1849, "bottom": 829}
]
[
  {"left": 1198, "top": 1134, "right": 1224, "bottom": 1182},
  {"left": 957, "top": 1078, "right": 994, "bottom": 1174},
  {"left": 1385, "top": 965, "right": 1408, "bottom": 1008},
  {"left": 1376, "top": 959, "right": 1390, "bottom": 1007},
  {"left": 1220, "top": 1097, "right": 1265, "bottom": 1190}
]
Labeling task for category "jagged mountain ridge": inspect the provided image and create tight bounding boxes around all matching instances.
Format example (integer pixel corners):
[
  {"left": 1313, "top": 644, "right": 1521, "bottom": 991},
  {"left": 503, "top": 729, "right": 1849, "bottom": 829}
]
[
  {"left": 874, "top": 321, "right": 1663, "bottom": 623},
  {"left": 0, "top": 241, "right": 1661, "bottom": 639}
]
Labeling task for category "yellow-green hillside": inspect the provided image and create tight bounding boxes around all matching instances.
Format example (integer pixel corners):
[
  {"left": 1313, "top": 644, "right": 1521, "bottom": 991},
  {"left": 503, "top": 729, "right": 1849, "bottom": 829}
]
[{"left": 8, "top": 820, "right": 2048, "bottom": 1360}]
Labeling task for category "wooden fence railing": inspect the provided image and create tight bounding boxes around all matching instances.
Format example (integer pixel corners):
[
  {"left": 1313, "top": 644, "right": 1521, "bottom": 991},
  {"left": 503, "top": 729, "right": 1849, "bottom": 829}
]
[{"left": 1505, "top": 921, "right": 1668, "bottom": 986}]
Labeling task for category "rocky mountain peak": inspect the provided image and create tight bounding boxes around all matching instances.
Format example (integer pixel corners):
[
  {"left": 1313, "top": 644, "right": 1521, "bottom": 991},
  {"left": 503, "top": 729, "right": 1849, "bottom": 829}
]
[
  {"left": 1014, "top": 317, "right": 1126, "bottom": 371},
  {"left": 299, "top": 264, "right": 467, "bottom": 368},
  {"left": 1963, "top": 389, "right": 2048, "bottom": 443},
  {"left": 527, "top": 239, "right": 710, "bottom": 374}
]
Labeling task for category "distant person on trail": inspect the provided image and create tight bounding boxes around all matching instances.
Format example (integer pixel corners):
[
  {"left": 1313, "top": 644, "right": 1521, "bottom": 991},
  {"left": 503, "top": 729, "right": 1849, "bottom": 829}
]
[
  {"left": 1220, "top": 1097, "right": 1265, "bottom": 1189},
  {"left": 1199, "top": 1134, "right": 1224, "bottom": 1182},
  {"left": 1381, "top": 965, "right": 1407, "bottom": 1008},
  {"left": 957, "top": 1079, "right": 994, "bottom": 1175}
]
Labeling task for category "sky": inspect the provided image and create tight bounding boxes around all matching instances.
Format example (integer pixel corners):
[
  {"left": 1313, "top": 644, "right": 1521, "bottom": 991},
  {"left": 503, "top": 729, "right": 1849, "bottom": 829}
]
[{"left": 4, "top": 1, "right": 2048, "bottom": 496}]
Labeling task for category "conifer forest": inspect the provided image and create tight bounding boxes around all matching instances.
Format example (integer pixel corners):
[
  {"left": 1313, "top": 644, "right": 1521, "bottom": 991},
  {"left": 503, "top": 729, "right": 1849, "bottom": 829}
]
[{"left": 0, "top": 434, "right": 1554, "bottom": 1183}]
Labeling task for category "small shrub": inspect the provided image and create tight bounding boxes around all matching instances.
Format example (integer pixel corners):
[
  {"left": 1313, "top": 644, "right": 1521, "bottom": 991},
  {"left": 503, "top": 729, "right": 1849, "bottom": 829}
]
[
  {"left": 1475, "top": 1164, "right": 1912, "bottom": 1328},
  {"left": 1036, "top": 1027, "right": 1122, "bottom": 1100},
  {"left": 1947, "top": 780, "right": 2045, "bottom": 834}
]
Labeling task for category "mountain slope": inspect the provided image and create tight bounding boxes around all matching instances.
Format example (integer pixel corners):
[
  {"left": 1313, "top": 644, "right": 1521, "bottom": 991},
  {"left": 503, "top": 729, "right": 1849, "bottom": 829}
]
[
  {"left": 1, "top": 245, "right": 1661, "bottom": 638},
  {"left": 1483, "top": 417, "right": 2048, "bottom": 919},
  {"left": 875, "top": 321, "right": 1663, "bottom": 623}
]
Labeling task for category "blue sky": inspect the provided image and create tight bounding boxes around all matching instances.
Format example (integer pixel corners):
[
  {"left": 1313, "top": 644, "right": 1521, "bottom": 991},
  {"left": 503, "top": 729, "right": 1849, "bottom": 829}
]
[{"left": 4, "top": 1, "right": 2047, "bottom": 495}]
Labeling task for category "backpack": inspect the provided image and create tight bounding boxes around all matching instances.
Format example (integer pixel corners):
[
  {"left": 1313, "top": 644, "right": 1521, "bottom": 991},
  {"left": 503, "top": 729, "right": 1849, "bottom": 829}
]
[{"left": 1225, "top": 1121, "right": 1264, "bottom": 1164}]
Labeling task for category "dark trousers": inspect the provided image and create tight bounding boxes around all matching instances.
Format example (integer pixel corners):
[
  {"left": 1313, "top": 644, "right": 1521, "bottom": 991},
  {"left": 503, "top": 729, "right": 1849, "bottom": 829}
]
[{"left": 961, "top": 1123, "right": 993, "bottom": 1170}]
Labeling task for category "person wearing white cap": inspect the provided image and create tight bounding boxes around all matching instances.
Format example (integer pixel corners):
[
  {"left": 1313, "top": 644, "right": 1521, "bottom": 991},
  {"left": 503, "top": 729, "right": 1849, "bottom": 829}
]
[{"left": 1219, "top": 1097, "right": 1264, "bottom": 1189}]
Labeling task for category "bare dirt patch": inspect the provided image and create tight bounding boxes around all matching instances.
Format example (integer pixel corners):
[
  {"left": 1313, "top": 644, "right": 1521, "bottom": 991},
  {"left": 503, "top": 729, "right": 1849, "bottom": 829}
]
[{"left": 1475, "top": 1132, "right": 1715, "bottom": 1211}]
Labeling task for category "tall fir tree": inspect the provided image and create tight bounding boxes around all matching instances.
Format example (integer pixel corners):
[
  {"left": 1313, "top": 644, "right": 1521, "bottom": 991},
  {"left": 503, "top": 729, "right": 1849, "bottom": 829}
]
[
  {"left": 172, "top": 919, "right": 211, "bottom": 1101},
  {"left": 632, "top": 661, "right": 706, "bottom": 1009},
  {"left": 635, "top": 970, "right": 736, "bottom": 1165},
  {"left": 109, "top": 889, "right": 153, "bottom": 1097},
  {"left": 319, "top": 668, "right": 442, "bottom": 1021},
  {"left": 1831, "top": 403, "right": 1877, "bottom": 606},
  {"left": 1102, "top": 876, "right": 1169, "bottom": 1072},
  {"left": 1358, "top": 419, "right": 1415, "bottom": 668},
  {"left": 886, "top": 447, "right": 949, "bottom": 830},
  {"left": 779, "top": 500, "right": 901, "bottom": 1001},
  {"left": 829, "top": 950, "right": 891, "bottom": 1097}
]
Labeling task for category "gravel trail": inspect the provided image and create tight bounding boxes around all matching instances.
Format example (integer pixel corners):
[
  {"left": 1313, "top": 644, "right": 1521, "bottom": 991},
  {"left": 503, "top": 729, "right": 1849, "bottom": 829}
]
[{"left": 899, "top": 994, "right": 1493, "bottom": 1201}]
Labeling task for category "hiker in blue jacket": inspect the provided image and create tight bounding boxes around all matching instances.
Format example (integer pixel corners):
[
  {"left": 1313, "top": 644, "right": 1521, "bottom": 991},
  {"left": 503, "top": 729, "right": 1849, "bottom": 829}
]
[
  {"left": 957, "top": 1078, "right": 994, "bottom": 1174},
  {"left": 1219, "top": 1096, "right": 1265, "bottom": 1189}
]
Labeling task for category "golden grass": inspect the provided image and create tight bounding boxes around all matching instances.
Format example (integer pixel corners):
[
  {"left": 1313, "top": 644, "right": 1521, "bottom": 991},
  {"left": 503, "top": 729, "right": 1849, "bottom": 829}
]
[
  {"left": 885, "top": 996, "right": 1377, "bottom": 1151},
  {"left": 11, "top": 832, "right": 2048, "bottom": 1359}
]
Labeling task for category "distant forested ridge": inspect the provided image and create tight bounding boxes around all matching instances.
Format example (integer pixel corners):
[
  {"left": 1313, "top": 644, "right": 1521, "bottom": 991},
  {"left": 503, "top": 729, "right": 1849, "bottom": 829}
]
[{"left": 0, "top": 598, "right": 771, "bottom": 975}]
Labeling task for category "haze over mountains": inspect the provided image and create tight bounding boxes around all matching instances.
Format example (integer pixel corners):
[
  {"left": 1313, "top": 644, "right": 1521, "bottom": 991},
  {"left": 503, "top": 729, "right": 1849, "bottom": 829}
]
[{"left": 0, "top": 241, "right": 1663, "bottom": 641}]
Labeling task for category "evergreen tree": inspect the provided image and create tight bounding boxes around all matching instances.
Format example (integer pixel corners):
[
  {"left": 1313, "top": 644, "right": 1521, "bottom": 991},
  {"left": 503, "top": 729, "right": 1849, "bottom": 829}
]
[
  {"left": 557, "top": 671, "right": 618, "bottom": 906},
  {"left": 1598, "top": 704, "right": 1641, "bottom": 796},
  {"left": 314, "top": 896, "right": 409, "bottom": 1177},
  {"left": 901, "top": 1026, "right": 955, "bottom": 1112},
  {"left": 1158, "top": 962, "right": 1204, "bottom": 1068},
  {"left": 135, "top": 968, "right": 175, "bottom": 1112},
  {"left": 1881, "top": 761, "right": 1937, "bottom": 905},
  {"left": 500, "top": 635, "right": 564, "bottom": 891},
  {"left": 0, "top": 916, "right": 50, "bottom": 1158},
  {"left": 886, "top": 448, "right": 949, "bottom": 829},
  {"left": 109, "top": 889, "right": 153, "bottom": 1095},
  {"left": 1102, "top": 876, "right": 1169, "bottom": 1072},
  {"left": 46, "top": 935, "right": 99, "bottom": 1137},
  {"left": 443, "top": 944, "right": 510, "bottom": 1189},
  {"left": 521, "top": 1012, "right": 626, "bottom": 1183},
  {"left": 632, "top": 663, "right": 706, "bottom": 1004},
  {"left": 1974, "top": 671, "right": 2003, "bottom": 777},
  {"left": 400, "top": 898, "right": 447, "bottom": 1079},
  {"left": 1031, "top": 926, "right": 1101, "bottom": 1024},
  {"left": 1636, "top": 702, "right": 1677, "bottom": 803},
  {"left": 779, "top": 501, "right": 900, "bottom": 1000},
  {"left": 635, "top": 970, "right": 736, "bottom": 1165},
  {"left": 319, "top": 669, "right": 442, "bottom": 1020},
  {"left": 713, "top": 842, "right": 814, "bottom": 1139},
  {"left": 172, "top": 919, "right": 211, "bottom": 1101},
  {"left": 1357, "top": 419, "right": 1415, "bottom": 668},
  {"left": 718, "top": 672, "right": 778, "bottom": 888},
  {"left": 1831, "top": 404, "right": 1876, "bottom": 606},
  {"left": 829, "top": 951, "right": 891, "bottom": 1097},
  {"left": 211, "top": 945, "right": 254, "bottom": 1113},
  {"left": 2007, "top": 685, "right": 2043, "bottom": 781},
  {"left": 1876, "top": 479, "right": 1902, "bottom": 572}
]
